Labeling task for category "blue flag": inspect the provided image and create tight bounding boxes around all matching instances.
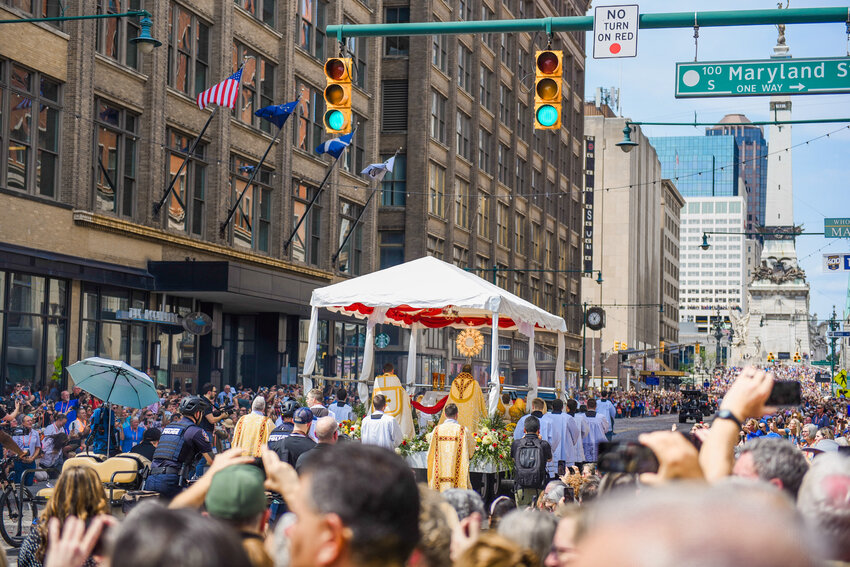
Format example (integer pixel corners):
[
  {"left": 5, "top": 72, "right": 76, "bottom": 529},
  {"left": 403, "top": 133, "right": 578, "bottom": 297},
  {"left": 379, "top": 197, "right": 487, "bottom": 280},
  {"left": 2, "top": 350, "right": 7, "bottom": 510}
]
[
  {"left": 255, "top": 99, "right": 299, "bottom": 129},
  {"left": 315, "top": 132, "right": 353, "bottom": 159}
]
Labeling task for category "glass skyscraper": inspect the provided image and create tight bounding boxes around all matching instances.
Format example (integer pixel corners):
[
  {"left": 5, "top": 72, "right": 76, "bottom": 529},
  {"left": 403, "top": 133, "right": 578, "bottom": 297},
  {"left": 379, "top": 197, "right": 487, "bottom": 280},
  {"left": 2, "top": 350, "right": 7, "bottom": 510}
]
[
  {"left": 648, "top": 135, "right": 741, "bottom": 198},
  {"left": 706, "top": 115, "right": 768, "bottom": 234}
]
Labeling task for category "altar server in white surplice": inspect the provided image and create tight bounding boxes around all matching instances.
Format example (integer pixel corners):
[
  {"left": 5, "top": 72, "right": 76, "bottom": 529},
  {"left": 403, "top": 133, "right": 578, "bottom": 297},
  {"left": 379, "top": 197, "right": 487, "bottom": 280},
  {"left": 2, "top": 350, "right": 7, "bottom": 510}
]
[{"left": 360, "top": 394, "right": 402, "bottom": 450}]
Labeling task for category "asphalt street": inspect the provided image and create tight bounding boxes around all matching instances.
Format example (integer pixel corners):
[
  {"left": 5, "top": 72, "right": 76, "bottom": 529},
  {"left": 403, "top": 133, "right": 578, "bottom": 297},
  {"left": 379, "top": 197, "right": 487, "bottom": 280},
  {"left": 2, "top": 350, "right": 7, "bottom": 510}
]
[{"left": 612, "top": 412, "right": 713, "bottom": 441}]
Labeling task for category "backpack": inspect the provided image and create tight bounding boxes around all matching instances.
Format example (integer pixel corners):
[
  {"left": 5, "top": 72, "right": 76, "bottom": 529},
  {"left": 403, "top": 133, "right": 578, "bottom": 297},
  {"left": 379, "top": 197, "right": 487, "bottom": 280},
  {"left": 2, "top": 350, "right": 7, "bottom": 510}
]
[{"left": 514, "top": 437, "right": 545, "bottom": 489}]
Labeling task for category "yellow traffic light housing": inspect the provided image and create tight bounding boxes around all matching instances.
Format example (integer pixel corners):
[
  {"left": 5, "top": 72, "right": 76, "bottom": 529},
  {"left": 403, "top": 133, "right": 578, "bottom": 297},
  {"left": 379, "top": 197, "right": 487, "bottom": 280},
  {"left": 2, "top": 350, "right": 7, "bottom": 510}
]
[
  {"left": 534, "top": 50, "right": 562, "bottom": 130},
  {"left": 323, "top": 57, "right": 352, "bottom": 134},
  {"left": 767, "top": 352, "right": 775, "bottom": 362}
]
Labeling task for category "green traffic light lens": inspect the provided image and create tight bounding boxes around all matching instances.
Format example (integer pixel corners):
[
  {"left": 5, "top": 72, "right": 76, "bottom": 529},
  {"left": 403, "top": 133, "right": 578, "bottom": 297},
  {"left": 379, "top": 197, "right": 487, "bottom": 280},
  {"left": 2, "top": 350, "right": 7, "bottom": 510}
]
[
  {"left": 325, "top": 110, "right": 346, "bottom": 131},
  {"left": 536, "top": 105, "right": 558, "bottom": 127}
]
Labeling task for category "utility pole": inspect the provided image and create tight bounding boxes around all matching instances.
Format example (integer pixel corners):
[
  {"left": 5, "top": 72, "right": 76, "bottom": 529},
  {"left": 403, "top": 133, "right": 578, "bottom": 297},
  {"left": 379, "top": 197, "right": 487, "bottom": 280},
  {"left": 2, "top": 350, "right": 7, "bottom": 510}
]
[
  {"left": 581, "top": 302, "right": 588, "bottom": 391},
  {"left": 830, "top": 305, "right": 838, "bottom": 390}
]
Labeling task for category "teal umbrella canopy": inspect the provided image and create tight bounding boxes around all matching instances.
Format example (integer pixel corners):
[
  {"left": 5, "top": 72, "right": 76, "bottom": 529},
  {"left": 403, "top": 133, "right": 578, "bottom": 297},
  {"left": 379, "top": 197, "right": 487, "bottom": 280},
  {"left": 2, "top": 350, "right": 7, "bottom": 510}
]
[{"left": 67, "top": 357, "right": 159, "bottom": 409}]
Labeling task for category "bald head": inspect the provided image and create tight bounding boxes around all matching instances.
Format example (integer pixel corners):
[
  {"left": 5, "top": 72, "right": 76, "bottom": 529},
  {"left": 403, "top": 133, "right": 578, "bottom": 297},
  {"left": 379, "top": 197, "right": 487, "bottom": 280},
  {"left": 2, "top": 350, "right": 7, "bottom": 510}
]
[
  {"left": 575, "top": 484, "right": 818, "bottom": 567},
  {"left": 251, "top": 396, "right": 265, "bottom": 412},
  {"left": 315, "top": 416, "right": 339, "bottom": 444}
]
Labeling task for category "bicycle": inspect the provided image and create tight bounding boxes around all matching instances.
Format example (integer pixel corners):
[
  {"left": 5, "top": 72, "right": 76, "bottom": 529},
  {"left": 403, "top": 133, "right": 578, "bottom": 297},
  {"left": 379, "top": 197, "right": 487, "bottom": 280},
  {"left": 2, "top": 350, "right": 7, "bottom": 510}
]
[{"left": 0, "top": 456, "right": 42, "bottom": 547}]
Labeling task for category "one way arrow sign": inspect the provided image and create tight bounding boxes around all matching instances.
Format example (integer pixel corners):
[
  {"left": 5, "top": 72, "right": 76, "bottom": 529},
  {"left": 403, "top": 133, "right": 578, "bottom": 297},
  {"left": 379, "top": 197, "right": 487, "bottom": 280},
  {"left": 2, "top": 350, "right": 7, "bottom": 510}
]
[{"left": 789, "top": 83, "right": 806, "bottom": 91}]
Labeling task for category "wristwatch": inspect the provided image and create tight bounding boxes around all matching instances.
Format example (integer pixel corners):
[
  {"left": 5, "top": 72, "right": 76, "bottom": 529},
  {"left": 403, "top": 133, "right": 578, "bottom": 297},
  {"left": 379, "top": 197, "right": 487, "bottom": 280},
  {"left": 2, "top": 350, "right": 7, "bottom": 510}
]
[{"left": 715, "top": 409, "right": 742, "bottom": 428}]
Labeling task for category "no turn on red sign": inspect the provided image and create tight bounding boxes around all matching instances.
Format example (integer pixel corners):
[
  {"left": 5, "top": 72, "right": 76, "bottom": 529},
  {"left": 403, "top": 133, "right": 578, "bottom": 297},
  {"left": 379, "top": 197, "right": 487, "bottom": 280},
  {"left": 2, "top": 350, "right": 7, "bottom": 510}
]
[{"left": 593, "top": 5, "right": 639, "bottom": 59}]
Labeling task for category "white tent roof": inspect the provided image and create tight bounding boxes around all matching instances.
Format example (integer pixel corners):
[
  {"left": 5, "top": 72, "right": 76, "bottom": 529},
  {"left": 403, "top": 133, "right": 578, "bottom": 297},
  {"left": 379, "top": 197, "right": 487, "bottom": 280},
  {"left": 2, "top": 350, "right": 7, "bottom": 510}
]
[{"left": 310, "top": 256, "right": 566, "bottom": 332}]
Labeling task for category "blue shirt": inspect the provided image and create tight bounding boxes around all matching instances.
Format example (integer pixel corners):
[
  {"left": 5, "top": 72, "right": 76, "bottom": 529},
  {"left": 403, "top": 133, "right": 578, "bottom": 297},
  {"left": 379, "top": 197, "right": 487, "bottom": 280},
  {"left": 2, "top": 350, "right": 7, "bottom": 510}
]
[
  {"left": 122, "top": 425, "right": 146, "bottom": 453},
  {"left": 54, "top": 399, "right": 79, "bottom": 432}
]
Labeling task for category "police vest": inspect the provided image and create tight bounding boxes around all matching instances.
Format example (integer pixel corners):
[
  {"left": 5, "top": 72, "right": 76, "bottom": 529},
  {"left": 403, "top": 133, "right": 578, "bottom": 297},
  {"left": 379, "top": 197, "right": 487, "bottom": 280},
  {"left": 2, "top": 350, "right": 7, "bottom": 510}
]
[
  {"left": 153, "top": 422, "right": 191, "bottom": 464},
  {"left": 268, "top": 424, "right": 296, "bottom": 461}
]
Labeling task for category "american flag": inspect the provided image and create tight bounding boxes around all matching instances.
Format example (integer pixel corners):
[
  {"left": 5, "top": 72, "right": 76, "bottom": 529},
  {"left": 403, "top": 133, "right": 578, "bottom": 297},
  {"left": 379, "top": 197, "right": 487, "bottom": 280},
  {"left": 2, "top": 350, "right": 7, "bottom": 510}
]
[{"left": 196, "top": 69, "right": 243, "bottom": 111}]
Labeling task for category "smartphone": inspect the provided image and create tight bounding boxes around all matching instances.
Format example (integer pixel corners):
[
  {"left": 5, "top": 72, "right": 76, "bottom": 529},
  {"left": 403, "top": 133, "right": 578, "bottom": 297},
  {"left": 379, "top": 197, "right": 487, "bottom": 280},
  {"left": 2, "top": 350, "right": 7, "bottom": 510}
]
[
  {"left": 598, "top": 442, "right": 659, "bottom": 474},
  {"left": 766, "top": 380, "right": 802, "bottom": 407}
]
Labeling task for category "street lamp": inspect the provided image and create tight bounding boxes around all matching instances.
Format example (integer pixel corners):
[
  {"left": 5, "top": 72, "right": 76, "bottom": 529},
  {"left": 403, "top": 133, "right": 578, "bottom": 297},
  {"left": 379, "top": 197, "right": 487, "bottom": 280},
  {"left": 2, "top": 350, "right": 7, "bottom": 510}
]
[
  {"left": 700, "top": 233, "right": 710, "bottom": 250},
  {"left": 131, "top": 15, "right": 162, "bottom": 54},
  {"left": 615, "top": 124, "right": 639, "bottom": 153}
]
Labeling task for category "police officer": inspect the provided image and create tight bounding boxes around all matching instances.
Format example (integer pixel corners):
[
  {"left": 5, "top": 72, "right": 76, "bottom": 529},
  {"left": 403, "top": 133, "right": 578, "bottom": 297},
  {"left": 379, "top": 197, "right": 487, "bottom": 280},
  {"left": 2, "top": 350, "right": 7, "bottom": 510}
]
[
  {"left": 144, "top": 396, "right": 213, "bottom": 499},
  {"left": 268, "top": 400, "right": 300, "bottom": 447}
]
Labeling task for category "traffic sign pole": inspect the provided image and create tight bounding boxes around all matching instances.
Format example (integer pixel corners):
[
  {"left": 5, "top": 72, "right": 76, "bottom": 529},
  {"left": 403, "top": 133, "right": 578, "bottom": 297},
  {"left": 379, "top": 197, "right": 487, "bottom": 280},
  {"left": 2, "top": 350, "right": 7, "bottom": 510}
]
[{"left": 326, "top": 8, "right": 850, "bottom": 41}]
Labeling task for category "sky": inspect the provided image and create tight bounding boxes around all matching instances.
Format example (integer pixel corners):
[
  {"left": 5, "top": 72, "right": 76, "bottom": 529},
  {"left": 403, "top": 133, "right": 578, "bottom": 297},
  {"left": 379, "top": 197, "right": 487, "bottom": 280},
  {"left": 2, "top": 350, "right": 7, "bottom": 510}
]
[{"left": 583, "top": 0, "right": 850, "bottom": 324}]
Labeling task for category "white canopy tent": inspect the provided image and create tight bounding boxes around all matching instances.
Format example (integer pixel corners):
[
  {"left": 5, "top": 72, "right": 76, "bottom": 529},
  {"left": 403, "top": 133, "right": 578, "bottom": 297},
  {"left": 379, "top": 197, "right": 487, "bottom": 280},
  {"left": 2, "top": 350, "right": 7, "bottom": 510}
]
[{"left": 301, "top": 256, "right": 568, "bottom": 413}]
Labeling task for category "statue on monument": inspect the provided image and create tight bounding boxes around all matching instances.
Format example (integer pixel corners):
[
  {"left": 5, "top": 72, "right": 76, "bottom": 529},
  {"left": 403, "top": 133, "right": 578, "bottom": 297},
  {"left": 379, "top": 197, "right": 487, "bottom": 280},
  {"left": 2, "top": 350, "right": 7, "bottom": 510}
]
[
  {"left": 776, "top": 2, "right": 788, "bottom": 45},
  {"left": 729, "top": 310, "right": 749, "bottom": 347}
]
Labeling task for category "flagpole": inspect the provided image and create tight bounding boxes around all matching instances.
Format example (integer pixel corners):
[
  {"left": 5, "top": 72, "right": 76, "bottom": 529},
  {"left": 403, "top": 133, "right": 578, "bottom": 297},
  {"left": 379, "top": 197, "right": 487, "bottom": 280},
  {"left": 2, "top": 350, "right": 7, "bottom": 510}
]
[
  {"left": 283, "top": 123, "right": 359, "bottom": 252},
  {"left": 332, "top": 147, "right": 401, "bottom": 264},
  {"left": 153, "top": 107, "right": 218, "bottom": 216},
  {"left": 219, "top": 123, "right": 283, "bottom": 237}
]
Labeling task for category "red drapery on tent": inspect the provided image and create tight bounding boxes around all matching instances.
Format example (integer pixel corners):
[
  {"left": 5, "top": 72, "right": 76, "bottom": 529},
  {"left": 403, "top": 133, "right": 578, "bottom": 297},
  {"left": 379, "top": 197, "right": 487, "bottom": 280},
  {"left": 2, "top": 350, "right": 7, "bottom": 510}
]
[{"left": 410, "top": 395, "right": 449, "bottom": 415}]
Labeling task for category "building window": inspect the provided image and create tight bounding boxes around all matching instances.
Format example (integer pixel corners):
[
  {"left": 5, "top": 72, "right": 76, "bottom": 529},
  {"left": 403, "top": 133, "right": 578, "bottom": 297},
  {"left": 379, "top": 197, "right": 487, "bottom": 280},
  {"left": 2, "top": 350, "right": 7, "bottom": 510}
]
[
  {"left": 517, "top": 101, "right": 529, "bottom": 140},
  {"left": 498, "top": 143, "right": 511, "bottom": 185},
  {"left": 1, "top": 272, "right": 69, "bottom": 389},
  {"left": 381, "top": 153, "right": 406, "bottom": 206},
  {"left": 499, "top": 33, "right": 513, "bottom": 68},
  {"left": 458, "top": 0, "right": 473, "bottom": 20},
  {"left": 385, "top": 7, "right": 410, "bottom": 56},
  {"left": 455, "top": 177, "right": 470, "bottom": 229},
  {"left": 341, "top": 114, "right": 365, "bottom": 174},
  {"left": 453, "top": 245, "right": 468, "bottom": 268},
  {"left": 432, "top": 31, "right": 448, "bottom": 73},
  {"left": 499, "top": 83, "right": 511, "bottom": 123},
  {"left": 1, "top": 0, "right": 62, "bottom": 22},
  {"left": 236, "top": 0, "right": 275, "bottom": 27},
  {"left": 296, "top": 0, "right": 326, "bottom": 58},
  {"left": 338, "top": 200, "right": 363, "bottom": 275},
  {"left": 165, "top": 129, "right": 206, "bottom": 236},
  {"left": 531, "top": 222, "right": 541, "bottom": 262},
  {"left": 230, "top": 155, "right": 272, "bottom": 253},
  {"left": 80, "top": 284, "right": 146, "bottom": 371},
  {"left": 479, "top": 66, "right": 493, "bottom": 112},
  {"left": 232, "top": 42, "right": 275, "bottom": 133},
  {"left": 381, "top": 80, "right": 408, "bottom": 132},
  {"left": 515, "top": 157, "right": 527, "bottom": 196},
  {"left": 167, "top": 5, "right": 209, "bottom": 97},
  {"left": 430, "top": 90, "right": 447, "bottom": 144},
  {"left": 426, "top": 235, "right": 444, "bottom": 260},
  {"left": 497, "top": 202, "right": 509, "bottom": 247},
  {"left": 477, "top": 190, "right": 490, "bottom": 238},
  {"left": 94, "top": 99, "right": 138, "bottom": 217},
  {"left": 481, "top": 4, "right": 496, "bottom": 51},
  {"left": 345, "top": 25, "right": 367, "bottom": 90},
  {"left": 478, "top": 128, "right": 492, "bottom": 174},
  {"left": 456, "top": 111, "right": 472, "bottom": 161},
  {"left": 515, "top": 213, "right": 525, "bottom": 254},
  {"left": 380, "top": 231, "right": 405, "bottom": 269},
  {"left": 292, "top": 180, "right": 322, "bottom": 265},
  {"left": 293, "top": 80, "right": 324, "bottom": 151},
  {"left": 2, "top": 61, "right": 61, "bottom": 199},
  {"left": 428, "top": 162, "right": 446, "bottom": 218},
  {"left": 458, "top": 43, "right": 472, "bottom": 93},
  {"left": 95, "top": 0, "right": 143, "bottom": 70},
  {"left": 530, "top": 277, "right": 540, "bottom": 306},
  {"left": 334, "top": 321, "right": 365, "bottom": 380}
]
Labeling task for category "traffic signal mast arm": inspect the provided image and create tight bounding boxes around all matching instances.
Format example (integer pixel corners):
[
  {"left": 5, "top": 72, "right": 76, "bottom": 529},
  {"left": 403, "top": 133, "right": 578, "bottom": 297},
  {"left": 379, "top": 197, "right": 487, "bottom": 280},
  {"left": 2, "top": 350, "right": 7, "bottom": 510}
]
[{"left": 326, "top": 8, "right": 850, "bottom": 41}]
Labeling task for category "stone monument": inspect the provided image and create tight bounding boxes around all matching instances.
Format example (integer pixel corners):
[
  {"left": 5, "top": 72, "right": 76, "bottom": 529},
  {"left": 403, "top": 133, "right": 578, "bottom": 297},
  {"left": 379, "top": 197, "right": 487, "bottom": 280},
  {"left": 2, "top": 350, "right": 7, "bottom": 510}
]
[{"left": 733, "top": 33, "right": 812, "bottom": 365}]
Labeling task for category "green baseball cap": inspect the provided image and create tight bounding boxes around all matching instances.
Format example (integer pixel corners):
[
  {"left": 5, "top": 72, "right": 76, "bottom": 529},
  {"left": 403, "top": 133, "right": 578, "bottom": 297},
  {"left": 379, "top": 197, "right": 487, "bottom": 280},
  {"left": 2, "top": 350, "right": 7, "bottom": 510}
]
[{"left": 204, "top": 465, "right": 266, "bottom": 521}]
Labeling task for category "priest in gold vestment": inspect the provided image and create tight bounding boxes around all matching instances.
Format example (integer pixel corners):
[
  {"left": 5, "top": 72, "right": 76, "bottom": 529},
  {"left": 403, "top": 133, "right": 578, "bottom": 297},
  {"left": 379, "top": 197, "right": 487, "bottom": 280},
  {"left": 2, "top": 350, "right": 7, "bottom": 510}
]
[
  {"left": 427, "top": 403, "right": 475, "bottom": 492},
  {"left": 232, "top": 396, "right": 275, "bottom": 457},
  {"left": 439, "top": 364, "right": 486, "bottom": 432},
  {"left": 370, "top": 362, "right": 415, "bottom": 439}
]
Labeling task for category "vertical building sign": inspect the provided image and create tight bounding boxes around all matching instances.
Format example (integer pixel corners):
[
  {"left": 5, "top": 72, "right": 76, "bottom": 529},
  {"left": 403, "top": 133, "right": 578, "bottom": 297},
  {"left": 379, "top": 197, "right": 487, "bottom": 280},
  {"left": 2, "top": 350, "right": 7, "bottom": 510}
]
[{"left": 583, "top": 137, "right": 595, "bottom": 275}]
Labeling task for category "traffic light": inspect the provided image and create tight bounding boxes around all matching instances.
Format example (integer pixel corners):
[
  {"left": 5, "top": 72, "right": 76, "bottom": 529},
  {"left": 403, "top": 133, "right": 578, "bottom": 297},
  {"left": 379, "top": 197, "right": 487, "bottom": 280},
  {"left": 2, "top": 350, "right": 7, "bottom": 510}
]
[
  {"left": 323, "top": 57, "right": 352, "bottom": 134},
  {"left": 695, "top": 343, "right": 701, "bottom": 355},
  {"left": 767, "top": 352, "right": 775, "bottom": 363},
  {"left": 793, "top": 352, "right": 801, "bottom": 362},
  {"left": 534, "top": 50, "right": 562, "bottom": 130},
  {"left": 660, "top": 341, "right": 665, "bottom": 353},
  {"left": 613, "top": 342, "right": 620, "bottom": 351}
]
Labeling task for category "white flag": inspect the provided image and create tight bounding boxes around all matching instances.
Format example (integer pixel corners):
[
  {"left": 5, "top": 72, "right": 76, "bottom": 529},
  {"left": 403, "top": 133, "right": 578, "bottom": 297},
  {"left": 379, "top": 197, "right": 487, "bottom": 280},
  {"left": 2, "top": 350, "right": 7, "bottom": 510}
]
[{"left": 360, "top": 155, "right": 396, "bottom": 182}]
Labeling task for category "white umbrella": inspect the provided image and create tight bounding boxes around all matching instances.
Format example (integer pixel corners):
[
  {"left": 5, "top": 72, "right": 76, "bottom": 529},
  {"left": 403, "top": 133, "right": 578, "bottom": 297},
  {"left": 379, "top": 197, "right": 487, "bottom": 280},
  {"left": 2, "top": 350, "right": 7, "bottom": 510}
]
[{"left": 67, "top": 357, "right": 160, "bottom": 455}]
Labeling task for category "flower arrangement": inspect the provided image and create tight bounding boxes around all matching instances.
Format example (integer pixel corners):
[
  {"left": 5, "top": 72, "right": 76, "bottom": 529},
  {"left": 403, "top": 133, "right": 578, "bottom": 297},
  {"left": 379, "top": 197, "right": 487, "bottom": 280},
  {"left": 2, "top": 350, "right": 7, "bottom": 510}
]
[
  {"left": 396, "top": 435, "right": 430, "bottom": 457},
  {"left": 471, "top": 414, "right": 514, "bottom": 471},
  {"left": 339, "top": 418, "right": 362, "bottom": 440}
]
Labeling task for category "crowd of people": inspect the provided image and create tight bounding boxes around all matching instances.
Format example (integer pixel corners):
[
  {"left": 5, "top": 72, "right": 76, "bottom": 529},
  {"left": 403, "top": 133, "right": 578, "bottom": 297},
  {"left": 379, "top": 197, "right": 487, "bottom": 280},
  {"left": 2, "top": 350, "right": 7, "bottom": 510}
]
[{"left": 0, "top": 363, "right": 847, "bottom": 567}]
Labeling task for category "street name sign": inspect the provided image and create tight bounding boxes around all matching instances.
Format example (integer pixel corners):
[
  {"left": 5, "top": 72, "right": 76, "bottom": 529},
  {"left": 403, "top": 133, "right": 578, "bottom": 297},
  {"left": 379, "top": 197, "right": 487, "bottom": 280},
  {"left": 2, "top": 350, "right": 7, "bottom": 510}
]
[
  {"left": 823, "top": 253, "right": 850, "bottom": 272},
  {"left": 827, "top": 331, "right": 850, "bottom": 338},
  {"left": 675, "top": 57, "right": 850, "bottom": 98},
  {"left": 593, "top": 5, "right": 638, "bottom": 59},
  {"left": 811, "top": 360, "right": 832, "bottom": 366},
  {"left": 825, "top": 218, "right": 850, "bottom": 238}
]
